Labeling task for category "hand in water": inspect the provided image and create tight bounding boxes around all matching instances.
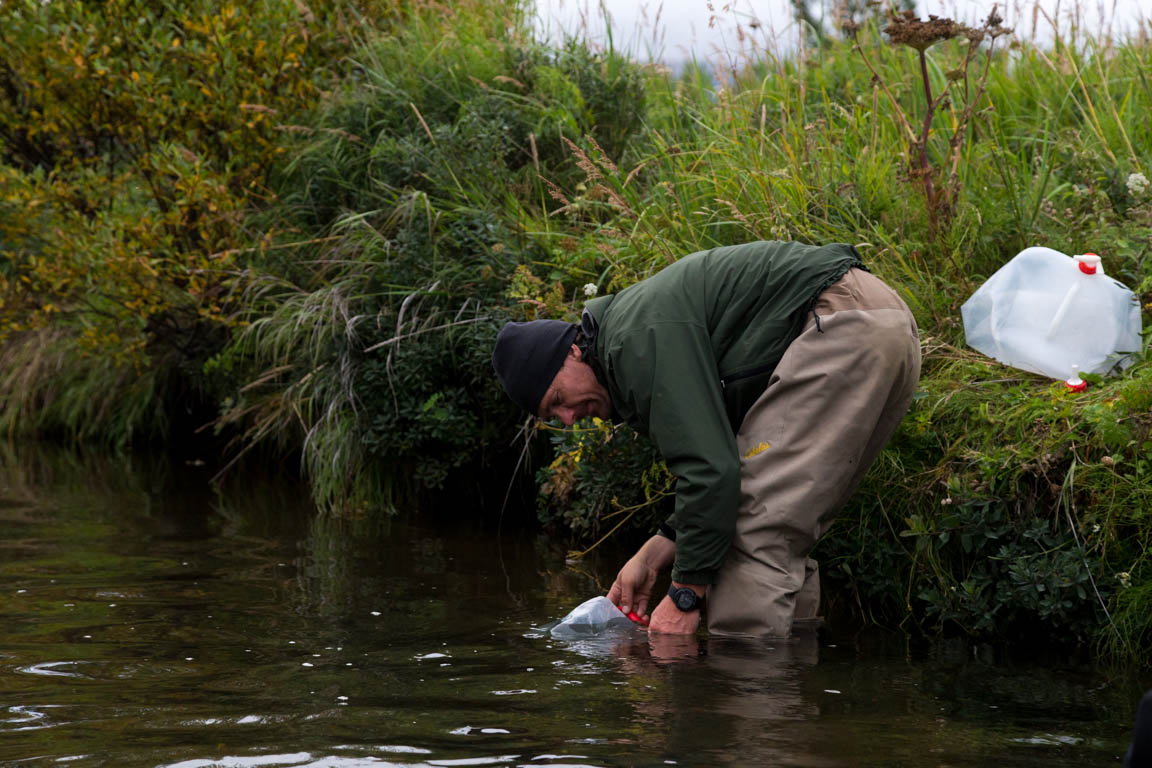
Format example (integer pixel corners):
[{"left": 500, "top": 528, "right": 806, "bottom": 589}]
[{"left": 648, "top": 594, "right": 700, "bottom": 636}]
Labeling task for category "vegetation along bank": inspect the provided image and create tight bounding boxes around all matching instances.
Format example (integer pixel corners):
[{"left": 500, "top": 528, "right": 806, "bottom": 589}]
[{"left": 2, "top": 0, "right": 1151, "bottom": 660}]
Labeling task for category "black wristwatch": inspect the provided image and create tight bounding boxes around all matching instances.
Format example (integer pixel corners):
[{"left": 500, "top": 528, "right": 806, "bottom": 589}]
[{"left": 668, "top": 584, "right": 703, "bottom": 612}]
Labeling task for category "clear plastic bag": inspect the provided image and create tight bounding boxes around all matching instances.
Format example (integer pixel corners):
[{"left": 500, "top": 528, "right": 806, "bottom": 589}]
[
  {"left": 548, "top": 596, "right": 635, "bottom": 638},
  {"left": 961, "top": 247, "right": 1142, "bottom": 381}
]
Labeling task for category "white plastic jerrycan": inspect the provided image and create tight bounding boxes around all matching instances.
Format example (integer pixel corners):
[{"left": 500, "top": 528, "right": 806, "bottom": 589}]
[{"left": 961, "top": 246, "right": 1142, "bottom": 382}]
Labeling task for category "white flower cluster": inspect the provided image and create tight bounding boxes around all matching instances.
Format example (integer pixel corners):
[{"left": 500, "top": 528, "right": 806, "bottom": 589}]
[
  {"left": 1126, "top": 172, "right": 1149, "bottom": 197},
  {"left": 582, "top": 283, "right": 598, "bottom": 297}
]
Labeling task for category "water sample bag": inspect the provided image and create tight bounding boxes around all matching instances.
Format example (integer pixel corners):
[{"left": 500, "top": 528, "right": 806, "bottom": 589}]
[
  {"left": 548, "top": 596, "right": 635, "bottom": 638},
  {"left": 961, "top": 247, "right": 1142, "bottom": 381}
]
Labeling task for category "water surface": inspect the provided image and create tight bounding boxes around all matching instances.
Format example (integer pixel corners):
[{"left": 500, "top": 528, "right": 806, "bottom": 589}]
[{"left": 0, "top": 447, "right": 1145, "bottom": 767}]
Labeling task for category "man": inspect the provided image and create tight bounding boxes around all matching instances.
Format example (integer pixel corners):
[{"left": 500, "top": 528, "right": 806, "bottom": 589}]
[{"left": 492, "top": 241, "right": 921, "bottom": 636}]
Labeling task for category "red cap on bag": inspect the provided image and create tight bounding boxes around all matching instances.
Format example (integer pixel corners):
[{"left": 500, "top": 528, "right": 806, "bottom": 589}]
[{"left": 619, "top": 605, "right": 649, "bottom": 626}]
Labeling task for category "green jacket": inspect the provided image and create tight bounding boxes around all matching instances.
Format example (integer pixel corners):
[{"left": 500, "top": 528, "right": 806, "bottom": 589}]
[{"left": 583, "top": 241, "right": 864, "bottom": 584}]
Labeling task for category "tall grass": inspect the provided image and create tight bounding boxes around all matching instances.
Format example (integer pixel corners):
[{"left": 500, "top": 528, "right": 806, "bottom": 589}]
[
  {"left": 213, "top": 0, "right": 1152, "bottom": 656},
  {"left": 0, "top": 328, "right": 165, "bottom": 446}
]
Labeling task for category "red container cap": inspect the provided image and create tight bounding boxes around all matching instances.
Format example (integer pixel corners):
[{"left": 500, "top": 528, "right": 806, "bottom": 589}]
[
  {"left": 1078, "top": 253, "right": 1099, "bottom": 274},
  {"left": 1066, "top": 365, "right": 1087, "bottom": 392}
]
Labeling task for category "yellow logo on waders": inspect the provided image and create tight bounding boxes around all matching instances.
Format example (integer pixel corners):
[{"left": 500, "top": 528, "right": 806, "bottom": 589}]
[{"left": 743, "top": 441, "right": 771, "bottom": 459}]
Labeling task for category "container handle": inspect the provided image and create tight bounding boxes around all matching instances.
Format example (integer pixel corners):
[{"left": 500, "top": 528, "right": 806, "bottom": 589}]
[{"left": 1046, "top": 282, "right": 1080, "bottom": 340}]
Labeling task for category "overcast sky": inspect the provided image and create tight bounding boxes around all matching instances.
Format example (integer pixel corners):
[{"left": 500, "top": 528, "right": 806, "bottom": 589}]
[{"left": 535, "top": 0, "right": 1149, "bottom": 63}]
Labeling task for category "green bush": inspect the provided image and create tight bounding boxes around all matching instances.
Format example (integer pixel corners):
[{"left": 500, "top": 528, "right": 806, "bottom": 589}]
[
  {"left": 212, "top": 0, "right": 651, "bottom": 508},
  {"left": 0, "top": 0, "right": 400, "bottom": 443}
]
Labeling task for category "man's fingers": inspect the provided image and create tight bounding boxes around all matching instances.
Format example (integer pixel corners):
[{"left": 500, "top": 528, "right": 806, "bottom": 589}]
[
  {"left": 632, "top": 588, "right": 650, "bottom": 616},
  {"left": 607, "top": 578, "right": 633, "bottom": 614},
  {"left": 618, "top": 582, "right": 633, "bottom": 614}
]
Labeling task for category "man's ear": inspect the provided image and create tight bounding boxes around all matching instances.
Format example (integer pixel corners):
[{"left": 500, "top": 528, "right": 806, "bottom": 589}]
[{"left": 569, "top": 343, "right": 583, "bottom": 362}]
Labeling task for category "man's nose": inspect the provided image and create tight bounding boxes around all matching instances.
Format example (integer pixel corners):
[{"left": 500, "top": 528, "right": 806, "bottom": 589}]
[{"left": 557, "top": 408, "right": 576, "bottom": 426}]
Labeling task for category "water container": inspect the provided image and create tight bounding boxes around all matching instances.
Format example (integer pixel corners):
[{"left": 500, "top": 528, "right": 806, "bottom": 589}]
[
  {"left": 548, "top": 596, "right": 635, "bottom": 638},
  {"left": 961, "top": 247, "right": 1142, "bottom": 381}
]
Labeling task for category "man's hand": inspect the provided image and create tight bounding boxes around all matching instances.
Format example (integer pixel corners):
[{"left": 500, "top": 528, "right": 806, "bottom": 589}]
[
  {"left": 607, "top": 534, "right": 675, "bottom": 623},
  {"left": 648, "top": 594, "right": 701, "bottom": 634}
]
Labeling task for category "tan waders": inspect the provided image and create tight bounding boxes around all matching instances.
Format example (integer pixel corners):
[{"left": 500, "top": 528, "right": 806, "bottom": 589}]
[{"left": 706, "top": 268, "right": 922, "bottom": 637}]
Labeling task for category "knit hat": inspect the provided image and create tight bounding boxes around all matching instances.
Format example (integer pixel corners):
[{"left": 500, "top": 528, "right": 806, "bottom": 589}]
[{"left": 492, "top": 320, "right": 578, "bottom": 414}]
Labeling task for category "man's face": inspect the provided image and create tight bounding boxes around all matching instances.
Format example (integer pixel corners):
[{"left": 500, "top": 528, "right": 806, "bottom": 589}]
[{"left": 537, "top": 344, "right": 613, "bottom": 426}]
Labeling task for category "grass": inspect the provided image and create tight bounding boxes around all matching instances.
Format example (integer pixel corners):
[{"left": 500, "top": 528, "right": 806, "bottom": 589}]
[{"left": 0, "top": 328, "right": 165, "bottom": 447}]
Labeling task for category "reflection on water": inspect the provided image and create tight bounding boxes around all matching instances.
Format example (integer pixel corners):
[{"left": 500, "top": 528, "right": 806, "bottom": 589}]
[{"left": 0, "top": 444, "right": 1146, "bottom": 767}]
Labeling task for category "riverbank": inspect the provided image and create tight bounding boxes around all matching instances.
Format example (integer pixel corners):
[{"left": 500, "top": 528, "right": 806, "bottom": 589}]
[{"left": 2, "top": 0, "right": 1150, "bottom": 660}]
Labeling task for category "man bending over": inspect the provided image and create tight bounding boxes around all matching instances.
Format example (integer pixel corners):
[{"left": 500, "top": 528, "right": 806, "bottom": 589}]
[{"left": 492, "top": 241, "right": 921, "bottom": 636}]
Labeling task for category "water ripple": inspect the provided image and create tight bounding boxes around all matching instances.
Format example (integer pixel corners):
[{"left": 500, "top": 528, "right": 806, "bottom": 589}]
[{"left": 16, "top": 661, "right": 89, "bottom": 679}]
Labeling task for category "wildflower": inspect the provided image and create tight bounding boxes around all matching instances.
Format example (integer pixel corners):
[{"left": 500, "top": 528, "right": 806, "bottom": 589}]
[
  {"left": 1101, "top": 455, "right": 1116, "bottom": 467},
  {"left": 1118, "top": 572, "right": 1132, "bottom": 589},
  {"left": 941, "top": 497, "right": 953, "bottom": 506},
  {"left": 885, "top": 11, "right": 965, "bottom": 52},
  {"left": 582, "top": 283, "right": 598, "bottom": 297},
  {"left": 1127, "top": 172, "right": 1149, "bottom": 197},
  {"left": 1092, "top": 524, "right": 1101, "bottom": 533}
]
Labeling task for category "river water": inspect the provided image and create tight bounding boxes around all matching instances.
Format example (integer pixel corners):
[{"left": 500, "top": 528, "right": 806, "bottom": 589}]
[{"left": 1, "top": 446, "right": 1147, "bottom": 767}]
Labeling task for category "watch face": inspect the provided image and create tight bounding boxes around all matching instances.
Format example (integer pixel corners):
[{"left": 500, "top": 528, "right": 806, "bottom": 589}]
[{"left": 673, "top": 588, "right": 697, "bottom": 611}]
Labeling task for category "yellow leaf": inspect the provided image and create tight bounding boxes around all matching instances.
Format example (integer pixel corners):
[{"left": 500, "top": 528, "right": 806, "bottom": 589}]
[{"left": 172, "top": 38, "right": 181, "bottom": 49}]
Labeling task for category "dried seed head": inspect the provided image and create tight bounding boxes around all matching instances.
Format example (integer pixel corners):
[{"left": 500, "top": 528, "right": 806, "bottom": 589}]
[{"left": 885, "top": 11, "right": 966, "bottom": 52}]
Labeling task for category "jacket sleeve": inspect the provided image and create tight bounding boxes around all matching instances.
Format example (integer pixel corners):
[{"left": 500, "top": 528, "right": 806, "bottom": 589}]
[{"left": 609, "top": 321, "right": 740, "bottom": 585}]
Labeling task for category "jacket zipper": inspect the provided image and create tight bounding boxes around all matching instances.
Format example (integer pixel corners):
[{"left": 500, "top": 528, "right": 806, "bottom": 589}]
[{"left": 720, "top": 360, "right": 778, "bottom": 389}]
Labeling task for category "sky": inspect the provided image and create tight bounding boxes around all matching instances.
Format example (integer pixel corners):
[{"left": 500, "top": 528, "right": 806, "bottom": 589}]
[{"left": 534, "top": 0, "right": 1149, "bottom": 64}]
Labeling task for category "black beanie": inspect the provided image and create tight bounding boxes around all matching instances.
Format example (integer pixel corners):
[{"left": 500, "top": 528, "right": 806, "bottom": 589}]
[{"left": 492, "top": 320, "right": 578, "bottom": 415}]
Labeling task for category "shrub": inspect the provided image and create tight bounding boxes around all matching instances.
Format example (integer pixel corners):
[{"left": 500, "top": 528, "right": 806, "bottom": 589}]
[{"left": 0, "top": 0, "right": 399, "bottom": 442}]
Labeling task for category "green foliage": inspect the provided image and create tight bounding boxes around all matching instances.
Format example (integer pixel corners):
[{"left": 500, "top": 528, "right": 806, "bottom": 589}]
[
  {"left": 211, "top": 2, "right": 649, "bottom": 509},
  {"left": 904, "top": 502, "right": 1103, "bottom": 638},
  {"left": 0, "top": 0, "right": 399, "bottom": 442},
  {"left": 0, "top": 328, "right": 164, "bottom": 445},
  {"left": 356, "top": 316, "right": 514, "bottom": 492},
  {"left": 811, "top": 354, "right": 1152, "bottom": 652},
  {"left": 535, "top": 419, "right": 671, "bottom": 545}
]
